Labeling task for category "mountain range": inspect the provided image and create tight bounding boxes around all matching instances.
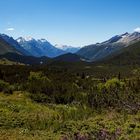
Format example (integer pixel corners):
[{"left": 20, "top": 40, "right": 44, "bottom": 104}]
[
  {"left": 101, "top": 40, "right": 140, "bottom": 65},
  {"left": 77, "top": 32, "right": 140, "bottom": 61},
  {"left": 17, "top": 37, "right": 67, "bottom": 58},
  {"left": 0, "top": 34, "right": 80, "bottom": 58},
  {"left": 0, "top": 34, "right": 30, "bottom": 56},
  {"left": 0, "top": 34, "right": 82, "bottom": 64},
  {"left": 0, "top": 32, "right": 140, "bottom": 65},
  {"left": 55, "top": 44, "right": 81, "bottom": 53}
]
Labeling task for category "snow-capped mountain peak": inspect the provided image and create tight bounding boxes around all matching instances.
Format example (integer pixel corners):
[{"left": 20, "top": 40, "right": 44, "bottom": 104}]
[
  {"left": 120, "top": 32, "right": 129, "bottom": 38},
  {"left": 17, "top": 37, "right": 24, "bottom": 43},
  {"left": 24, "top": 36, "right": 34, "bottom": 41},
  {"left": 0, "top": 34, "right": 30, "bottom": 56},
  {"left": 55, "top": 44, "right": 81, "bottom": 53},
  {"left": 17, "top": 37, "right": 34, "bottom": 43},
  {"left": 17, "top": 37, "right": 66, "bottom": 57},
  {"left": 38, "top": 39, "right": 48, "bottom": 43},
  {"left": 117, "top": 32, "right": 140, "bottom": 44}
]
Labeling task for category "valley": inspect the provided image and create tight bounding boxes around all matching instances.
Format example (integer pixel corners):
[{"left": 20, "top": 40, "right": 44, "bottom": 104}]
[
  {"left": 1, "top": 0, "right": 140, "bottom": 139},
  {"left": 0, "top": 32, "right": 140, "bottom": 139}
]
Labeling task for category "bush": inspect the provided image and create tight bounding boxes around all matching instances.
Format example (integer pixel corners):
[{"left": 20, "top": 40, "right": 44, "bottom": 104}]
[
  {"left": 104, "top": 78, "right": 125, "bottom": 91},
  {"left": 98, "top": 78, "right": 125, "bottom": 92},
  {"left": 0, "top": 80, "right": 9, "bottom": 92},
  {"left": 28, "top": 93, "right": 51, "bottom": 103},
  {"left": 88, "top": 78, "right": 126, "bottom": 108},
  {"left": 0, "top": 80, "right": 13, "bottom": 94},
  {"left": 27, "top": 72, "right": 51, "bottom": 94}
]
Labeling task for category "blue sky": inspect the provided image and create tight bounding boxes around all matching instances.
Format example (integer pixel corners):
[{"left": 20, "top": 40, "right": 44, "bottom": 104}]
[{"left": 0, "top": 0, "right": 140, "bottom": 46}]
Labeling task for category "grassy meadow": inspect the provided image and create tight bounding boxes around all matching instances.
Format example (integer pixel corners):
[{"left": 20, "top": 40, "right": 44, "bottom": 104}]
[{"left": 0, "top": 64, "right": 139, "bottom": 139}]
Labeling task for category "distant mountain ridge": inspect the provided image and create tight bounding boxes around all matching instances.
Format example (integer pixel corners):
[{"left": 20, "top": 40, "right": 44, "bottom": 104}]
[
  {"left": 55, "top": 44, "right": 81, "bottom": 53},
  {"left": 1, "top": 32, "right": 140, "bottom": 65},
  {"left": 0, "top": 34, "right": 29, "bottom": 55},
  {"left": 100, "top": 40, "right": 140, "bottom": 65},
  {"left": 17, "top": 37, "right": 66, "bottom": 58},
  {"left": 77, "top": 32, "right": 140, "bottom": 61},
  {"left": 0, "top": 34, "right": 84, "bottom": 64},
  {"left": 0, "top": 36, "right": 22, "bottom": 55},
  {"left": 53, "top": 53, "right": 83, "bottom": 62}
]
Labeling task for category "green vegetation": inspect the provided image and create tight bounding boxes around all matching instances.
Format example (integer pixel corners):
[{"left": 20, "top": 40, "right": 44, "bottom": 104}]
[
  {"left": 0, "top": 79, "right": 14, "bottom": 94},
  {"left": 0, "top": 92, "right": 139, "bottom": 140},
  {"left": 0, "top": 58, "right": 23, "bottom": 65},
  {"left": 0, "top": 64, "right": 139, "bottom": 139}
]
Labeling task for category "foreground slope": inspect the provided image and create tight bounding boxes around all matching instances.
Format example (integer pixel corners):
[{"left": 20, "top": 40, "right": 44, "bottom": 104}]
[{"left": 0, "top": 92, "right": 139, "bottom": 140}]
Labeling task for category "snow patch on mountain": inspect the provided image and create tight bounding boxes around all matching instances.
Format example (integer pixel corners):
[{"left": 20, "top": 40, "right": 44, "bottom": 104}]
[
  {"left": 55, "top": 44, "right": 80, "bottom": 53},
  {"left": 17, "top": 37, "right": 66, "bottom": 57}
]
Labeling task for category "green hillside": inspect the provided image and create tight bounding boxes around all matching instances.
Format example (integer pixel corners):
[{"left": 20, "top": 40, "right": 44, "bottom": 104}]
[
  {"left": 0, "top": 58, "right": 24, "bottom": 65},
  {"left": 0, "top": 38, "right": 21, "bottom": 55},
  {"left": 0, "top": 53, "right": 51, "bottom": 65},
  {"left": 102, "top": 41, "right": 140, "bottom": 65},
  {"left": 53, "top": 53, "right": 82, "bottom": 62}
]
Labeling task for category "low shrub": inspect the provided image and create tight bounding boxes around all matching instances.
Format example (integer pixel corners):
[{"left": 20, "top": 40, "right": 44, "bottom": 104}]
[
  {"left": 26, "top": 71, "right": 52, "bottom": 94},
  {"left": 0, "top": 80, "right": 13, "bottom": 94}
]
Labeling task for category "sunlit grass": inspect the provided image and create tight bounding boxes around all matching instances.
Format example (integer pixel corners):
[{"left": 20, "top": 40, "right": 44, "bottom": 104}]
[{"left": 0, "top": 92, "right": 139, "bottom": 140}]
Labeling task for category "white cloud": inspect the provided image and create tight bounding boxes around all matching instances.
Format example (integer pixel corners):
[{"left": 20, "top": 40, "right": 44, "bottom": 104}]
[
  {"left": 6, "top": 28, "right": 15, "bottom": 31},
  {"left": 134, "top": 27, "right": 140, "bottom": 32}
]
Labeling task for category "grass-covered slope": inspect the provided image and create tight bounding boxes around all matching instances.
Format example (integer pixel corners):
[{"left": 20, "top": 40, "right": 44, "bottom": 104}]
[
  {"left": 0, "top": 53, "right": 51, "bottom": 65},
  {"left": 0, "top": 92, "right": 139, "bottom": 140},
  {"left": 0, "top": 58, "right": 24, "bottom": 65}
]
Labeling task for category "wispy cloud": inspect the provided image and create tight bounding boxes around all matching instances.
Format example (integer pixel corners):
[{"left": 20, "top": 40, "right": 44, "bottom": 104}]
[
  {"left": 6, "top": 28, "right": 15, "bottom": 31},
  {"left": 134, "top": 27, "right": 140, "bottom": 32}
]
